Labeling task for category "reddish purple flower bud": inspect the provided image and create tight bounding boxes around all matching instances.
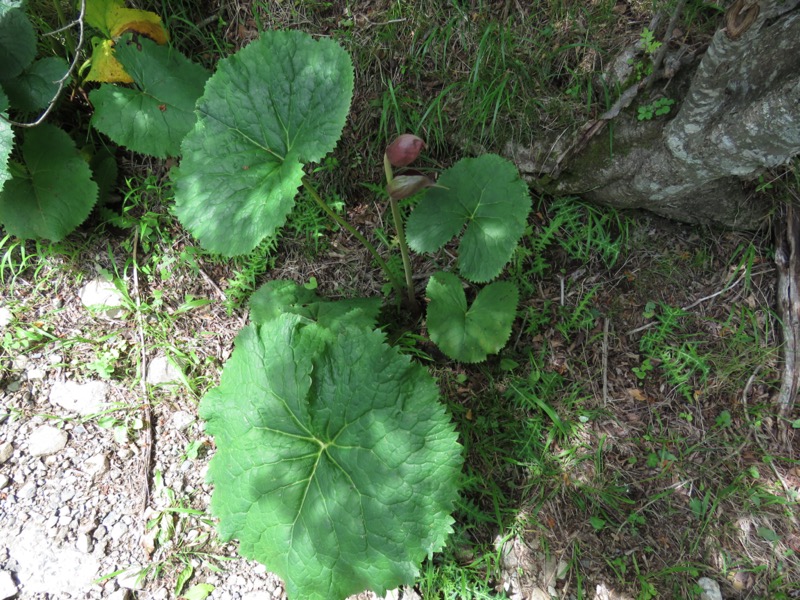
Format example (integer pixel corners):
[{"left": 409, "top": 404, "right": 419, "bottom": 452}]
[
  {"left": 385, "top": 134, "right": 426, "bottom": 168},
  {"left": 387, "top": 175, "right": 435, "bottom": 200}
]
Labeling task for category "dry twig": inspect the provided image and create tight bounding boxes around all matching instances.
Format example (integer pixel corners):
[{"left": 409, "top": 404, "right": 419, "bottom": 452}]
[{"left": 131, "top": 234, "right": 153, "bottom": 518}]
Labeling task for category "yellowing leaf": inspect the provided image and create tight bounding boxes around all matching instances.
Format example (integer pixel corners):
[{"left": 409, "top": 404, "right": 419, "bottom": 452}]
[
  {"left": 85, "top": 0, "right": 168, "bottom": 83},
  {"left": 86, "top": 38, "right": 132, "bottom": 83},
  {"left": 109, "top": 13, "right": 169, "bottom": 44},
  {"left": 86, "top": 0, "right": 168, "bottom": 43}
]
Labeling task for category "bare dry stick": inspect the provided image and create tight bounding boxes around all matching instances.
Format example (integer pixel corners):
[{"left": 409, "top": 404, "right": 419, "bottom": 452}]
[
  {"left": 132, "top": 234, "right": 153, "bottom": 517},
  {"left": 645, "top": 0, "right": 688, "bottom": 92},
  {"left": 198, "top": 266, "right": 226, "bottom": 301},
  {"left": 602, "top": 317, "right": 610, "bottom": 406}
]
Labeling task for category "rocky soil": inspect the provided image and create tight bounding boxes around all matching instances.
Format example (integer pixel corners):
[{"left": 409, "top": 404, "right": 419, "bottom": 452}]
[{"left": 0, "top": 278, "right": 291, "bottom": 600}]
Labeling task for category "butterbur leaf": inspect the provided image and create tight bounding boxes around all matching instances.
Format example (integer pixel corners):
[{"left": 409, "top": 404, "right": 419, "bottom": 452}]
[
  {"left": 406, "top": 154, "right": 531, "bottom": 283},
  {"left": 425, "top": 271, "right": 519, "bottom": 363},
  {"left": 173, "top": 32, "right": 352, "bottom": 253},
  {"left": 0, "top": 8, "right": 36, "bottom": 80},
  {"left": 90, "top": 34, "right": 210, "bottom": 158},
  {"left": 200, "top": 314, "right": 463, "bottom": 600},
  {"left": 3, "top": 57, "right": 69, "bottom": 113},
  {"left": 174, "top": 31, "right": 354, "bottom": 255},
  {"left": 0, "top": 124, "right": 98, "bottom": 240},
  {"left": 249, "top": 279, "right": 381, "bottom": 331},
  {"left": 0, "top": 88, "right": 11, "bottom": 194}
]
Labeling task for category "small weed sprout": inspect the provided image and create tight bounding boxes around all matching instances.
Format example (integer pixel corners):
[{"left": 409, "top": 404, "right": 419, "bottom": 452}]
[
  {"left": 638, "top": 97, "right": 676, "bottom": 121},
  {"left": 629, "top": 27, "right": 662, "bottom": 81}
]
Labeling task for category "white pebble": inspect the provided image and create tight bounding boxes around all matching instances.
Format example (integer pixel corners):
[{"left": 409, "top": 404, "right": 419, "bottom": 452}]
[
  {"left": 27, "top": 425, "right": 68, "bottom": 456},
  {"left": 0, "top": 442, "right": 13, "bottom": 464},
  {"left": 0, "top": 570, "right": 17, "bottom": 600}
]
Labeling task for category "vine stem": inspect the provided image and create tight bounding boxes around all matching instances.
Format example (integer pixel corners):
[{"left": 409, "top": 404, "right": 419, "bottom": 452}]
[{"left": 301, "top": 176, "right": 406, "bottom": 298}]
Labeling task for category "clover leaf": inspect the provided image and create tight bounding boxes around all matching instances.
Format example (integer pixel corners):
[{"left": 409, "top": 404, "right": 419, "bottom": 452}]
[
  {"left": 425, "top": 271, "right": 519, "bottom": 363},
  {"left": 406, "top": 154, "right": 531, "bottom": 283},
  {"left": 249, "top": 279, "right": 381, "bottom": 331},
  {"left": 200, "top": 314, "right": 462, "bottom": 600},
  {"left": 173, "top": 31, "right": 354, "bottom": 256},
  {"left": 0, "top": 124, "right": 98, "bottom": 240},
  {"left": 90, "top": 34, "right": 209, "bottom": 158}
]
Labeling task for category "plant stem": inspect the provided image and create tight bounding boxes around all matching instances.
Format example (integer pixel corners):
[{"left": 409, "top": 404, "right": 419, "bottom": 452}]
[
  {"left": 301, "top": 176, "right": 405, "bottom": 298},
  {"left": 52, "top": 0, "right": 75, "bottom": 57},
  {"left": 389, "top": 196, "right": 418, "bottom": 312}
]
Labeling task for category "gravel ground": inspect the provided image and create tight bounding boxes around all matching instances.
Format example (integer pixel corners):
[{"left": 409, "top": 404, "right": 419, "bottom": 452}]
[{"left": 0, "top": 354, "right": 287, "bottom": 599}]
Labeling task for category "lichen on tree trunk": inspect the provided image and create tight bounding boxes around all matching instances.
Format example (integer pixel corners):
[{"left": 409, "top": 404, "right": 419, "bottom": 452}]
[{"left": 512, "top": 0, "right": 800, "bottom": 229}]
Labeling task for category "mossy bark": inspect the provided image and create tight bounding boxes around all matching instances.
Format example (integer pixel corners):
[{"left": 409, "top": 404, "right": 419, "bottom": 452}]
[{"left": 511, "top": 0, "right": 800, "bottom": 228}]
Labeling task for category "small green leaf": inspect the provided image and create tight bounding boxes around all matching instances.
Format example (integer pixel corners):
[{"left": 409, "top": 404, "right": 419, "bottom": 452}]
[
  {"left": 249, "top": 279, "right": 381, "bottom": 331},
  {"left": 757, "top": 527, "right": 779, "bottom": 542},
  {"left": 2, "top": 57, "right": 69, "bottom": 112},
  {"left": 90, "top": 34, "right": 210, "bottom": 158},
  {"left": 200, "top": 315, "right": 463, "bottom": 600},
  {"left": 425, "top": 271, "right": 518, "bottom": 363},
  {"left": 715, "top": 410, "right": 731, "bottom": 428},
  {"left": 174, "top": 563, "right": 193, "bottom": 596},
  {"left": 0, "top": 8, "right": 36, "bottom": 80},
  {"left": 406, "top": 154, "right": 531, "bottom": 283},
  {"left": 0, "top": 124, "right": 98, "bottom": 240},
  {"left": 174, "top": 31, "right": 354, "bottom": 255},
  {"left": 499, "top": 358, "right": 519, "bottom": 371},
  {"left": 589, "top": 516, "right": 606, "bottom": 531},
  {"left": 181, "top": 583, "right": 215, "bottom": 600}
]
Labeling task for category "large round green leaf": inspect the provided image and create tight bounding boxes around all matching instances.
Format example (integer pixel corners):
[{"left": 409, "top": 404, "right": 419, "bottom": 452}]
[
  {"left": 249, "top": 279, "right": 381, "bottom": 331},
  {"left": 200, "top": 315, "right": 463, "bottom": 600},
  {"left": 174, "top": 31, "right": 354, "bottom": 256},
  {"left": 3, "top": 57, "right": 69, "bottom": 113},
  {"left": 406, "top": 154, "right": 531, "bottom": 283},
  {"left": 426, "top": 271, "right": 519, "bottom": 363},
  {"left": 0, "top": 124, "right": 98, "bottom": 240},
  {"left": 0, "top": 88, "right": 12, "bottom": 194},
  {"left": 0, "top": 8, "right": 36, "bottom": 80},
  {"left": 90, "top": 34, "right": 210, "bottom": 158}
]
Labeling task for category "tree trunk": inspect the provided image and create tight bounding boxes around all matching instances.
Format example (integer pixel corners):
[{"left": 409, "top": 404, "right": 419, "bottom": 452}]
[{"left": 509, "top": 0, "right": 800, "bottom": 228}]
